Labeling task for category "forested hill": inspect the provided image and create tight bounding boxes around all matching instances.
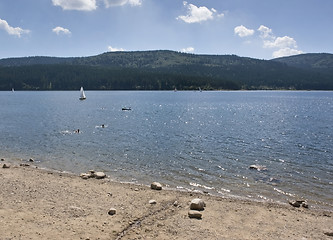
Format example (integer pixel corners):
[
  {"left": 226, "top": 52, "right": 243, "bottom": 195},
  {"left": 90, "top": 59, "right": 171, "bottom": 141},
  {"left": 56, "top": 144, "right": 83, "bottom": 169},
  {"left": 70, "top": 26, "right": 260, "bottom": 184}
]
[
  {"left": 0, "top": 50, "right": 332, "bottom": 90},
  {"left": 272, "top": 53, "right": 333, "bottom": 73}
]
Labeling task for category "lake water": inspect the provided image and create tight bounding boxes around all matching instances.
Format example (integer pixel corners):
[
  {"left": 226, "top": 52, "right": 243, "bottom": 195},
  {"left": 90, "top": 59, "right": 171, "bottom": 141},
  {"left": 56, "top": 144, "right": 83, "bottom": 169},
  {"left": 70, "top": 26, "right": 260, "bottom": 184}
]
[{"left": 1, "top": 91, "right": 332, "bottom": 210}]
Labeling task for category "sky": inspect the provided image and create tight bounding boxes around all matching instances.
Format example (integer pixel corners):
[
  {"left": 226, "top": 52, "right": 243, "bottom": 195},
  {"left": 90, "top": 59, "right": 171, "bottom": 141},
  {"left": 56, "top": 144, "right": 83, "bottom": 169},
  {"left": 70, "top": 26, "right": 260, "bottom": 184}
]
[{"left": 0, "top": 0, "right": 333, "bottom": 60}]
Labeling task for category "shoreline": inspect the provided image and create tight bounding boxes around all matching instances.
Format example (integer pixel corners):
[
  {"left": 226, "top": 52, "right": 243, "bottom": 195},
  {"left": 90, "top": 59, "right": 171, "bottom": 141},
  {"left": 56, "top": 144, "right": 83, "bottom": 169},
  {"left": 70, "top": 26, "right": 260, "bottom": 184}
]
[
  {"left": 1, "top": 160, "right": 332, "bottom": 239},
  {"left": 3, "top": 155, "right": 333, "bottom": 212}
]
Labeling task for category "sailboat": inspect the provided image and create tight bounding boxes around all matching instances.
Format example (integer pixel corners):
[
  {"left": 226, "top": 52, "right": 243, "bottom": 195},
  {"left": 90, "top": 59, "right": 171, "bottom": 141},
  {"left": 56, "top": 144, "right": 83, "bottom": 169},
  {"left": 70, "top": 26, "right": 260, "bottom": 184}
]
[{"left": 79, "top": 87, "right": 86, "bottom": 100}]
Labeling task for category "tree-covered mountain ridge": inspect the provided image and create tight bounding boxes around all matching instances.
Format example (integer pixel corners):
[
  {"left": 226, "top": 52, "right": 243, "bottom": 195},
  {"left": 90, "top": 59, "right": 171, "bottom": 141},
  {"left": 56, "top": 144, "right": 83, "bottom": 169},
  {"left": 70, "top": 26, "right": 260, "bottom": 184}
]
[{"left": 0, "top": 50, "right": 332, "bottom": 90}]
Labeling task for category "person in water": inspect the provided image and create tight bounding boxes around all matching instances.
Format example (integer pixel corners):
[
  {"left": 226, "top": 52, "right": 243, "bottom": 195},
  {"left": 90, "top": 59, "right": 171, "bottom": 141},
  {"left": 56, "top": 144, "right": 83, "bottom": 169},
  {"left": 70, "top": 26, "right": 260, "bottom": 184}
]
[
  {"left": 102, "top": 124, "right": 105, "bottom": 128},
  {"left": 75, "top": 129, "right": 80, "bottom": 133}
]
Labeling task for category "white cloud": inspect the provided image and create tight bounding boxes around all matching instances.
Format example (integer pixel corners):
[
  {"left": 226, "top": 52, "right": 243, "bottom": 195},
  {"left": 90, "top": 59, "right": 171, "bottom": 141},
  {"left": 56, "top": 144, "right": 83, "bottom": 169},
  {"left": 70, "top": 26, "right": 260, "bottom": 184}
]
[
  {"left": 180, "top": 47, "right": 195, "bottom": 53},
  {"left": 257, "top": 25, "right": 274, "bottom": 39},
  {"left": 52, "top": 0, "right": 97, "bottom": 11},
  {"left": 103, "top": 0, "right": 142, "bottom": 7},
  {"left": 273, "top": 48, "right": 304, "bottom": 58},
  {"left": 263, "top": 36, "right": 297, "bottom": 49},
  {"left": 52, "top": 26, "right": 71, "bottom": 35},
  {"left": 108, "top": 46, "right": 125, "bottom": 52},
  {"left": 177, "top": 1, "right": 222, "bottom": 23},
  {"left": 256, "top": 25, "right": 303, "bottom": 58},
  {"left": 234, "top": 25, "right": 254, "bottom": 37},
  {"left": 0, "top": 18, "right": 30, "bottom": 37}
]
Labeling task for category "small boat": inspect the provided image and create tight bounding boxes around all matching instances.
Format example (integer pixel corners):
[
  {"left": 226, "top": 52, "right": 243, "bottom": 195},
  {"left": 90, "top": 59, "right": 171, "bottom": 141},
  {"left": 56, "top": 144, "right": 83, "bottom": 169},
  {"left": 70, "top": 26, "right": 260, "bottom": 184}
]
[
  {"left": 79, "top": 87, "right": 86, "bottom": 100},
  {"left": 122, "top": 107, "right": 131, "bottom": 111}
]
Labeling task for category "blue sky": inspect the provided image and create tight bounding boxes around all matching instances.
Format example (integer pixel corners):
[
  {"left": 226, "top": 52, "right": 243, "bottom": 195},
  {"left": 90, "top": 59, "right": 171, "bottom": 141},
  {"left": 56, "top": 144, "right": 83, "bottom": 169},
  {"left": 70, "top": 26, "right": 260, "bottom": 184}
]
[{"left": 0, "top": 0, "right": 332, "bottom": 59}]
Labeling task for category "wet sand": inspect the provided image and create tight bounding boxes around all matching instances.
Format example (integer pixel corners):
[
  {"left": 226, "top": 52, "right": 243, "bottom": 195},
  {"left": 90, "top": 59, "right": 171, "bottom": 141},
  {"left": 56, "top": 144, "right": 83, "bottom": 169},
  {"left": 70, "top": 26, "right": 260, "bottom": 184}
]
[{"left": 1, "top": 161, "right": 332, "bottom": 240}]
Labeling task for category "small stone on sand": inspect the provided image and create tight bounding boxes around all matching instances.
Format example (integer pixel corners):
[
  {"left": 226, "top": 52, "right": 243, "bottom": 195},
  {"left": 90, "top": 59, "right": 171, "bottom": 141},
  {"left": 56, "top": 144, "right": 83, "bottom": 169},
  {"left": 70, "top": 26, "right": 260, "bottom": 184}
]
[
  {"left": 151, "top": 182, "right": 162, "bottom": 190},
  {"left": 188, "top": 210, "right": 202, "bottom": 219},
  {"left": 149, "top": 199, "right": 157, "bottom": 204},
  {"left": 94, "top": 172, "right": 106, "bottom": 179},
  {"left": 190, "top": 198, "right": 206, "bottom": 211},
  {"left": 108, "top": 208, "right": 116, "bottom": 216},
  {"left": 2, "top": 163, "right": 10, "bottom": 168}
]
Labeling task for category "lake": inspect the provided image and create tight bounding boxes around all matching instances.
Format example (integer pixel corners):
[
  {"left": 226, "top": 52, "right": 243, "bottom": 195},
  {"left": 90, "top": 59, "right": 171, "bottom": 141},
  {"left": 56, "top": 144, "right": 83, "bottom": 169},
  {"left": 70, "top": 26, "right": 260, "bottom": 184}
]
[{"left": 1, "top": 90, "right": 332, "bottom": 210}]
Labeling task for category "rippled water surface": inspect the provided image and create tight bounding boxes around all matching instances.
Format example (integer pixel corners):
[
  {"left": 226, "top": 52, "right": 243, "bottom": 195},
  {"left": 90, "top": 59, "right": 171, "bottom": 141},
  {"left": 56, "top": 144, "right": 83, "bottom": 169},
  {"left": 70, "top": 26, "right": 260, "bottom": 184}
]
[{"left": 1, "top": 91, "right": 332, "bottom": 210}]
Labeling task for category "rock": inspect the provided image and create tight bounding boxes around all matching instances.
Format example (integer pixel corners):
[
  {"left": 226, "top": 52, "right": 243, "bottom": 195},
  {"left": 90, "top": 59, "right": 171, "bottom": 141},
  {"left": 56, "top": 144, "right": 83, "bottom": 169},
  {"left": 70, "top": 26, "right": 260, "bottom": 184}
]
[
  {"left": 289, "top": 200, "right": 306, "bottom": 208},
  {"left": 80, "top": 173, "right": 91, "bottom": 179},
  {"left": 94, "top": 172, "right": 106, "bottom": 179},
  {"left": 149, "top": 199, "right": 157, "bottom": 204},
  {"left": 108, "top": 208, "right": 116, "bottom": 216},
  {"left": 190, "top": 198, "right": 206, "bottom": 211},
  {"left": 324, "top": 232, "right": 333, "bottom": 237},
  {"left": 20, "top": 163, "right": 30, "bottom": 167},
  {"left": 2, "top": 163, "right": 10, "bottom": 168},
  {"left": 249, "top": 165, "right": 267, "bottom": 171},
  {"left": 80, "top": 171, "right": 106, "bottom": 179},
  {"left": 151, "top": 182, "right": 162, "bottom": 190},
  {"left": 188, "top": 210, "right": 202, "bottom": 219},
  {"left": 173, "top": 201, "right": 179, "bottom": 207},
  {"left": 29, "top": 158, "right": 34, "bottom": 162},
  {"left": 302, "top": 202, "right": 309, "bottom": 208}
]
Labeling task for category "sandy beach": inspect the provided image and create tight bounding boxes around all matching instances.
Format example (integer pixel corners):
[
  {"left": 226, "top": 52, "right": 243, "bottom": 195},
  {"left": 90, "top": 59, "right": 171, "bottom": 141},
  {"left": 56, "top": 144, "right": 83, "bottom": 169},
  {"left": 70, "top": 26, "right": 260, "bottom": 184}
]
[{"left": 1, "top": 160, "right": 332, "bottom": 240}]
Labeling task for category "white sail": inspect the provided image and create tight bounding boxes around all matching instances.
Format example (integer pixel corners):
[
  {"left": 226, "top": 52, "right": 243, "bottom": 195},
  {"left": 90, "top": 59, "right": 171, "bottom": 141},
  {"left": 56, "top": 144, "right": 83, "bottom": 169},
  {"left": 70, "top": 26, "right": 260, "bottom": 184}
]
[{"left": 79, "top": 87, "right": 86, "bottom": 100}]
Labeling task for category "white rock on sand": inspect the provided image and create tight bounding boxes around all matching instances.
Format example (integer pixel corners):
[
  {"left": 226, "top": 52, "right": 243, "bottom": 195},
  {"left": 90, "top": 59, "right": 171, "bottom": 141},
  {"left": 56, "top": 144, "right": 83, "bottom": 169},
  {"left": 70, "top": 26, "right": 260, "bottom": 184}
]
[
  {"left": 190, "top": 198, "right": 206, "bottom": 211},
  {"left": 94, "top": 172, "right": 106, "bottom": 179}
]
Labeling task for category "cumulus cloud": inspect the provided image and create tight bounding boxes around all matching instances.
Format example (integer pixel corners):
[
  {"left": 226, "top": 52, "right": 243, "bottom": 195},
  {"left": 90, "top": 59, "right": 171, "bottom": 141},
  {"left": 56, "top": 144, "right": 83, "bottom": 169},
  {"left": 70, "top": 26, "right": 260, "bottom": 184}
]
[
  {"left": 272, "top": 48, "right": 303, "bottom": 58},
  {"left": 103, "top": 0, "right": 142, "bottom": 7},
  {"left": 257, "top": 25, "right": 303, "bottom": 58},
  {"left": 52, "top": 26, "right": 71, "bottom": 35},
  {"left": 177, "top": 1, "right": 223, "bottom": 23},
  {"left": 0, "top": 18, "right": 30, "bottom": 37},
  {"left": 108, "top": 46, "right": 125, "bottom": 52},
  {"left": 263, "top": 36, "right": 297, "bottom": 49},
  {"left": 180, "top": 47, "right": 195, "bottom": 53},
  {"left": 234, "top": 25, "right": 254, "bottom": 37},
  {"left": 258, "top": 25, "right": 274, "bottom": 39},
  {"left": 52, "top": 0, "right": 97, "bottom": 11}
]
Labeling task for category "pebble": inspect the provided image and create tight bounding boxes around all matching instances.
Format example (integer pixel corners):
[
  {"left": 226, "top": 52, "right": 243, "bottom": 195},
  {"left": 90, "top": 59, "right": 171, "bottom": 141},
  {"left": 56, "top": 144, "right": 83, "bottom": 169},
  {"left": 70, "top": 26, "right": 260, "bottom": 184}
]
[
  {"left": 190, "top": 198, "right": 206, "bottom": 211},
  {"left": 108, "top": 208, "right": 116, "bottom": 216},
  {"left": 249, "top": 165, "right": 267, "bottom": 171},
  {"left": 80, "top": 173, "right": 91, "bottom": 180},
  {"left": 20, "top": 163, "right": 30, "bottom": 167},
  {"left": 94, "top": 172, "right": 106, "bottom": 179},
  {"left": 149, "top": 199, "right": 157, "bottom": 204},
  {"left": 151, "top": 182, "right": 162, "bottom": 190},
  {"left": 188, "top": 210, "right": 202, "bottom": 219},
  {"left": 289, "top": 200, "right": 309, "bottom": 208},
  {"left": 2, "top": 163, "right": 10, "bottom": 168},
  {"left": 79, "top": 171, "right": 106, "bottom": 180},
  {"left": 324, "top": 232, "right": 333, "bottom": 237}
]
